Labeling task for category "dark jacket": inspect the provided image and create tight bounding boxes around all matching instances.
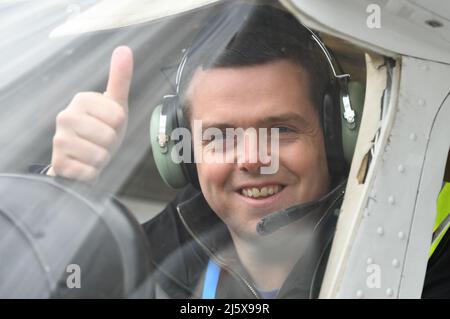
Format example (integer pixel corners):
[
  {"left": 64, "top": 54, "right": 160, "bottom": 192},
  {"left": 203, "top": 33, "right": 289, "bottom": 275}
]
[{"left": 142, "top": 184, "right": 344, "bottom": 299}]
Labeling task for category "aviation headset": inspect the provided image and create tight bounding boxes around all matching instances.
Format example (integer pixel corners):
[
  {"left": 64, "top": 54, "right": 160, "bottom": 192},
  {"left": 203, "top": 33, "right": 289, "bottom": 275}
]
[{"left": 150, "top": 5, "right": 365, "bottom": 189}]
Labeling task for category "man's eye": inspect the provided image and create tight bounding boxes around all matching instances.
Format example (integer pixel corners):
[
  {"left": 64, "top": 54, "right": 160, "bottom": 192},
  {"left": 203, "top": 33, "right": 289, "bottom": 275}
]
[
  {"left": 275, "top": 126, "right": 294, "bottom": 134},
  {"left": 203, "top": 131, "right": 230, "bottom": 142}
]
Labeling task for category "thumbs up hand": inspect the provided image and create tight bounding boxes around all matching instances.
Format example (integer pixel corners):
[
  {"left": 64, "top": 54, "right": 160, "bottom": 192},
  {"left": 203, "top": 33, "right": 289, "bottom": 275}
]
[{"left": 48, "top": 46, "right": 134, "bottom": 182}]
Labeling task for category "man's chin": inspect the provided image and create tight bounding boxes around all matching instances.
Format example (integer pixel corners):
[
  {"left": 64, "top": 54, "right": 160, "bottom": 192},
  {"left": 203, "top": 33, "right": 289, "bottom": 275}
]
[
  {"left": 228, "top": 215, "right": 310, "bottom": 244},
  {"left": 227, "top": 219, "right": 265, "bottom": 241}
]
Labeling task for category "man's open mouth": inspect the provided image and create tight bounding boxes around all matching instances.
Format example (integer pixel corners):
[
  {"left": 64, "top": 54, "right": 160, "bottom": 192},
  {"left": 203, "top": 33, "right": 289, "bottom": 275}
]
[{"left": 239, "top": 185, "right": 285, "bottom": 199}]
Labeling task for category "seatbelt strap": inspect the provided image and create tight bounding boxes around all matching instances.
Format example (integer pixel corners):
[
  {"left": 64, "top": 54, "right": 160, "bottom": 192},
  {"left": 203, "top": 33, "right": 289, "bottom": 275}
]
[{"left": 202, "top": 259, "right": 221, "bottom": 299}]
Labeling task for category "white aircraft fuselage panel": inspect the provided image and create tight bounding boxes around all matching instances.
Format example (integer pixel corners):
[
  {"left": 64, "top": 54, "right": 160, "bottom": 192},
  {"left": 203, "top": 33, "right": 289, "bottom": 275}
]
[
  {"left": 284, "top": 0, "right": 450, "bottom": 64},
  {"left": 321, "top": 54, "right": 450, "bottom": 299}
]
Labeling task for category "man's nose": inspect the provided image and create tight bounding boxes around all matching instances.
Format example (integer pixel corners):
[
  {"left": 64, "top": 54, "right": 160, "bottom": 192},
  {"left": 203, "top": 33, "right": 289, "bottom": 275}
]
[
  {"left": 238, "top": 160, "right": 264, "bottom": 174},
  {"left": 237, "top": 132, "right": 271, "bottom": 174}
]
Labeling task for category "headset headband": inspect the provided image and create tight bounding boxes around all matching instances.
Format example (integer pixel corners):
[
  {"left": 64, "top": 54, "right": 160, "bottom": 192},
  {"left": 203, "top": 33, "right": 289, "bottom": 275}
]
[{"left": 174, "top": 21, "right": 356, "bottom": 125}]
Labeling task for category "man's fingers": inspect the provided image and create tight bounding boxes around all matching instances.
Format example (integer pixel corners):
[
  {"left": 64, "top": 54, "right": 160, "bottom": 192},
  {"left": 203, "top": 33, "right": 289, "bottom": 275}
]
[
  {"left": 72, "top": 115, "right": 119, "bottom": 149},
  {"left": 50, "top": 47, "right": 133, "bottom": 183},
  {"left": 105, "top": 46, "right": 134, "bottom": 107},
  {"left": 53, "top": 134, "right": 111, "bottom": 170},
  {"left": 57, "top": 111, "right": 119, "bottom": 149},
  {"left": 84, "top": 99, "right": 126, "bottom": 131},
  {"left": 52, "top": 155, "right": 99, "bottom": 182},
  {"left": 50, "top": 46, "right": 133, "bottom": 183}
]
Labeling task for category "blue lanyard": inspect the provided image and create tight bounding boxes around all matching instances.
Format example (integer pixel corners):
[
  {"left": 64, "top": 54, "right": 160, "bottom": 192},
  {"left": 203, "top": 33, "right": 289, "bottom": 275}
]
[{"left": 202, "top": 259, "right": 221, "bottom": 299}]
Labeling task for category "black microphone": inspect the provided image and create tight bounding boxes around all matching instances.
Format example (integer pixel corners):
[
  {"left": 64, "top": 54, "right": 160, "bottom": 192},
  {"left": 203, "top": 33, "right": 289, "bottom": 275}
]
[{"left": 256, "top": 180, "right": 346, "bottom": 236}]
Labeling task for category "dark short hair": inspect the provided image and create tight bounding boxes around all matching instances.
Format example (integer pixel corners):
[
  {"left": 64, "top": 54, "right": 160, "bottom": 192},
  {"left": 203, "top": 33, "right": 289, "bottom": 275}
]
[{"left": 179, "top": 4, "right": 331, "bottom": 122}]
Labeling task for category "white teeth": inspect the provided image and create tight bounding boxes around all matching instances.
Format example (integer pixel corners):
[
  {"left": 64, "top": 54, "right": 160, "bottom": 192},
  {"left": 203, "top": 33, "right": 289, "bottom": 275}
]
[
  {"left": 260, "top": 187, "right": 268, "bottom": 196},
  {"left": 241, "top": 185, "right": 283, "bottom": 198}
]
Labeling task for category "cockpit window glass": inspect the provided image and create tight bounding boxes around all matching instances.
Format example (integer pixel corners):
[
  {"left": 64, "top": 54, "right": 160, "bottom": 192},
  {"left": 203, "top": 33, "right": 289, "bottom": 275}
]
[{"left": 0, "top": 1, "right": 371, "bottom": 298}]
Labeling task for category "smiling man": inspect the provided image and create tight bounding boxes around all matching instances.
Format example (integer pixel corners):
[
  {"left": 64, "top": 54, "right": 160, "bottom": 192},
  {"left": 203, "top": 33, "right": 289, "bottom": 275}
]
[
  {"left": 41, "top": 3, "right": 348, "bottom": 298},
  {"left": 26, "top": 0, "right": 450, "bottom": 299},
  {"left": 187, "top": 59, "right": 332, "bottom": 291},
  {"left": 141, "top": 4, "right": 349, "bottom": 298},
  {"left": 189, "top": 60, "right": 331, "bottom": 234}
]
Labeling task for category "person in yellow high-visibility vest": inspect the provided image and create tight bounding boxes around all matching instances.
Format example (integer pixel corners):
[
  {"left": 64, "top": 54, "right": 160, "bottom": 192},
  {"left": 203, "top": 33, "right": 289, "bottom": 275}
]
[
  {"left": 429, "top": 183, "right": 450, "bottom": 258},
  {"left": 423, "top": 158, "right": 450, "bottom": 298}
]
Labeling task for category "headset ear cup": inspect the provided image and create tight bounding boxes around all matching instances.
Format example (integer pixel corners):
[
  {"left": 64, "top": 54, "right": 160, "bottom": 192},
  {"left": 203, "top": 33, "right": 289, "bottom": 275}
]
[
  {"left": 340, "top": 81, "right": 365, "bottom": 165},
  {"left": 174, "top": 100, "right": 200, "bottom": 189},
  {"left": 150, "top": 104, "right": 189, "bottom": 189},
  {"left": 322, "top": 92, "right": 347, "bottom": 180}
]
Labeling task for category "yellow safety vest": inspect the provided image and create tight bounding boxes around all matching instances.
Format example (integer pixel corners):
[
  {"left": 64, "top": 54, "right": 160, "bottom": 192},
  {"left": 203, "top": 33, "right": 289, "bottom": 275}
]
[{"left": 429, "top": 183, "right": 450, "bottom": 258}]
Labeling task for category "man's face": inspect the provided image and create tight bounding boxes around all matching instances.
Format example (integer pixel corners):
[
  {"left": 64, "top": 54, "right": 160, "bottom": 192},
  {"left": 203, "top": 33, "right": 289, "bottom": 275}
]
[{"left": 187, "top": 60, "right": 330, "bottom": 240}]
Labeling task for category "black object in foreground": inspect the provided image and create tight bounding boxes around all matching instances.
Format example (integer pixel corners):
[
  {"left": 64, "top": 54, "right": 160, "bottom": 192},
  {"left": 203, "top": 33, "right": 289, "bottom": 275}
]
[{"left": 0, "top": 174, "right": 153, "bottom": 298}]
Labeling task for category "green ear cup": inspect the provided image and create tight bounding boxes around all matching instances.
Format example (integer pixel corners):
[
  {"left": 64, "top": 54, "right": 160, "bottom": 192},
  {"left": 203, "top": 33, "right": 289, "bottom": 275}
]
[
  {"left": 341, "top": 81, "right": 365, "bottom": 164},
  {"left": 150, "top": 104, "right": 189, "bottom": 189}
]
